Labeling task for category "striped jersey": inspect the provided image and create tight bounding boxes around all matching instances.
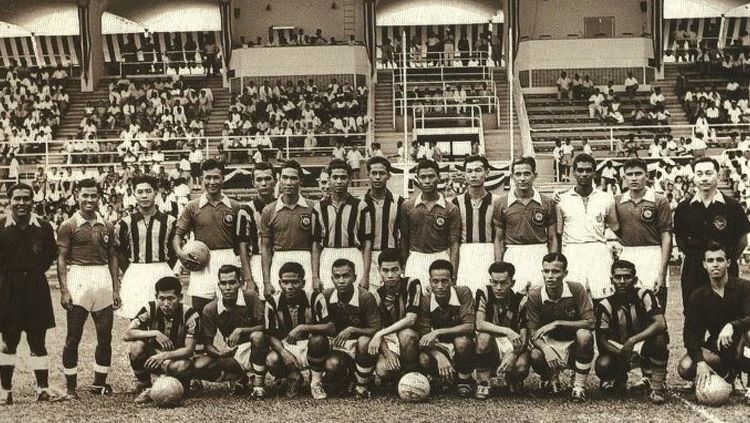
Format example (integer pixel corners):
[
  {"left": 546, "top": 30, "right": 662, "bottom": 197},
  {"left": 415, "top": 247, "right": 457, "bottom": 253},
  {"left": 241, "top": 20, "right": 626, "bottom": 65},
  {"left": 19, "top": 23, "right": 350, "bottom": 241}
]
[
  {"left": 373, "top": 277, "right": 422, "bottom": 326},
  {"left": 314, "top": 193, "right": 371, "bottom": 248},
  {"left": 452, "top": 192, "right": 498, "bottom": 243},
  {"left": 264, "top": 291, "right": 330, "bottom": 339},
  {"left": 475, "top": 286, "right": 527, "bottom": 332},
  {"left": 236, "top": 196, "right": 274, "bottom": 255},
  {"left": 361, "top": 189, "right": 404, "bottom": 251},
  {"left": 133, "top": 302, "right": 199, "bottom": 349},
  {"left": 595, "top": 288, "right": 663, "bottom": 344},
  {"left": 115, "top": 210, "right": 176, "bottom": 263}
]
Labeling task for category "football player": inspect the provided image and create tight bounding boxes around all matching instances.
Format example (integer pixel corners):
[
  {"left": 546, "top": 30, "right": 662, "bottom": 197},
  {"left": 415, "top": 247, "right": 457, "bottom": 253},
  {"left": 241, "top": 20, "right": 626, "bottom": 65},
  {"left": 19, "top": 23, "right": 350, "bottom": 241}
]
[
  {"left": 192, "top": 265, "right": 269, "bottom": 397},
  {"left": 416, "top": 260, "right": 476, "bottom": 397},
  {"left": 124, "top": 276, "right": 198, "bottom": 404},
  {"left": 474, "top": 262, "right": 529, "bottom": 399},
  {"left": 594, "top": 260, "right": 669, "bottom": 404}
]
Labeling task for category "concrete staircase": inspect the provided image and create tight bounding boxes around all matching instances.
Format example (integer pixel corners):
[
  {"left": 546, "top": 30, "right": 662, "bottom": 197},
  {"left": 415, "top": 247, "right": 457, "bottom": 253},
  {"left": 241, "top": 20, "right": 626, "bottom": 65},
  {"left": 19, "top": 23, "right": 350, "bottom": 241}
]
[
  {"left": 484, "top": 67, "right": 521, "bottom": 162},
  {"left": 56, "top": 80, "right": 110, "bottom": 140},
  {"left": 655, "top": 65, "right": 692, "bottom": 140}
]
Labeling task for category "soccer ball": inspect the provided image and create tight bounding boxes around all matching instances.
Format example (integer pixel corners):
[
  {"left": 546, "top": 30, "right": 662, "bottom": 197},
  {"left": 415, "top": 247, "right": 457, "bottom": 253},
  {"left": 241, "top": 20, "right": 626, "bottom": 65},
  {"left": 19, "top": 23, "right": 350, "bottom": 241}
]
[
  {"left": 695, "top": 374, "right": 732, "bottom": 406},
  {"left": 182, "top": 240, "right": 210, "bottom": 271},
  {"left": 150, "top": 376, "right": 184, "bottom": 408},
  {"left": 398, "top": 372, "right": 430, "bottom": 402}
]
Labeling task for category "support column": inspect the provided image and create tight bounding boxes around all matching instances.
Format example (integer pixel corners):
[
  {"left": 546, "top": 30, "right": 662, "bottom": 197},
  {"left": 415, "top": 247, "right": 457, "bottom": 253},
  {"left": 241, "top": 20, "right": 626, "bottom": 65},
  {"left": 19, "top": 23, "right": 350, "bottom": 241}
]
[{"left": 77, "top": 0, "right": 107, "bottom": 92}]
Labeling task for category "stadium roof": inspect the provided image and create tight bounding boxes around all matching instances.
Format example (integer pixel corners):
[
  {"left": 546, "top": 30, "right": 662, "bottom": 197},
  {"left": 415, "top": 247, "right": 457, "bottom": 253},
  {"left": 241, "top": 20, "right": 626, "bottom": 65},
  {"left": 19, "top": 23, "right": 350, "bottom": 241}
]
[
  {"left": 664, "top": 0, "right": 750, "bottom": 18},
  {"left": 377, "top": 0, "right": 503, "bottom": 26},
  {"left": 0, "top": 21, "right": 30, "bottom": 38}
]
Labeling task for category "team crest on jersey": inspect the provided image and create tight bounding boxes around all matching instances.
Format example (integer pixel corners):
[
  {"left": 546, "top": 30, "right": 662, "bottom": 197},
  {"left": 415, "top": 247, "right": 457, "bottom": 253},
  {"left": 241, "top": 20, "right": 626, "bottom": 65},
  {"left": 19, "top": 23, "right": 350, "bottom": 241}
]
[
  {"left": 640, "top": 207, "right": 655, "bottom": 223},
  {"left": 566, "top": 307, "right": 577, "bottom": 319},
  {"left": 300, "top": 214, "right": 312, "bottom": 230},
  {"left": 223, "top": 213, "right": 234, "bottom": 227},
  {"left": 433, "top": 214, "right": 447, "bottom": 230},
  {"left": 596, "top": 214, "right": 603, "bottom": 223},
  {"left": 713, "top": 215, "right": 727, "bottom": 231},
  {"left": 532, "top": 209, "right": 546, "bottom": 226},
  {"left": 100, "top": 233, "right": 110, "bottom": 247}
]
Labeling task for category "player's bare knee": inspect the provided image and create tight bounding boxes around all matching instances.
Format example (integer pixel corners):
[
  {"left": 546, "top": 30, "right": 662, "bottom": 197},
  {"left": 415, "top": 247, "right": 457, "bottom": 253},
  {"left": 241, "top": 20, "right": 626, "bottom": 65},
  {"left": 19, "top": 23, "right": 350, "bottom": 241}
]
[
  {"left": 475, "top": 333, "right": 494, "bottom": 353},
  {"left": 575, "top": 329, "right": 593, "bottom": 346},
  {"left": 128, "top": 340, "right": 149, "bottom": 358},
  {"left": 652, "top": 332, "right": 668, "bottom": 349},
  {"left": 453, "top": 336, "right": 473, "bottom": 354},
  {"left": 356, "top": 335, "right": 371, "bottom": 354},
  {"left": 510, "top": 359, "right": 530, "bottom": 380},
  {"left": 192, "top": 355, "right": 214, "bottom": 371},
  {"left": 308, "top": 334, "right": 329, "bottom": 353},
  {"left": 375, "top": 358, "right": 389, "bottom": 378},
  {"left": 249, "top": 331, "right": 268, "bottom": 348},
  {"left": 397, "top": 328, "right": 419, "bottom": 346},
  {"left": 595, "top": 354, "right": 614, "bottom": 377},
  {"left": 418, "top": 352, "right": 435, "bottom": 373},
  {"left": 677, "top": 354, "right": 696, "bottom": 380},
  {"left": 529, "top": 348, "right": 545, "bottom": 364},
  {"left": 168, "top": 359, "right": 192, "bottom": 377},
  {"left": 265, "top": 351, "right": 279, "bottom": 368}
]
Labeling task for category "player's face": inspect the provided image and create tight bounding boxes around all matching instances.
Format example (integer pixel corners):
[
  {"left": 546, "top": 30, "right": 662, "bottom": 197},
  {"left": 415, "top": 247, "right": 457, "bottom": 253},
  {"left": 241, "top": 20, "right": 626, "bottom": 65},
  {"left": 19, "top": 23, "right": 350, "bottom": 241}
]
[
  {"left": 541, "top": 260, "right": 567, "bottom": 289},
  {"left": 318, "top": 172, "right": 330, "bottom": 196},
  {"left": 253, "top": 169, "right": 276, "bottom": 197},
  {"left": 77, "top": 186, "right": 99, "bottom": 213},
  {"left": 703, "top": 249, "right": 728, "bottom": 279},
  {"left": 417, "top": 168, "right": 439, "bottom": 194},
  {"left": 693, "top": 162, "right": 718, "bottom": 192},
  {"left": 623, "top": 166, "right": 648, "bottom": 192},
  {"left": 367, "top": 163, "right": 390, "bottom": 191},
  {"left": 488, "top": 271, "right": 514, "bottom": 299},
  {"left": 134, "top": 182, "right": 156, "bottom": 210},
  {"left": 573, "top": 162, "right": 595, "bottom": 188},
  {"left": 429, "top": 269, "right": 452, "bottom": 299},
  {"left": 202, "top": 169, "right": 224, "bottom": 195},
  {"left": 279, "top": 271, "right": 304, "bottom": 301},
  {"left": 280, "top": 168, "right": 302, "bottom": 196},
  {"left": 379, "top": 260, "right": 403, "bottom": 289},
  {"left": 512, "top": 163, "right": 536, "bottom": 191},
  {"left": 331, "top": 265, "right": 355, "bottom": 292},
  {"left": 464, "top": 161, "right": 487, "bottom": 187},
  {"left": 329, "top": 169, "right": 350, "bottom": 195},
  {"left": 9, "top": 188, "right": 32, "bottom": 219},
  {"left": 155, "top": 289, "right": 182, "bottom": 316},
  {"left": 218, "top": 272, "right": 242, "bottom": 302},
  {"left": 610, "top": 268, "right": 636, "bottom": 294}
]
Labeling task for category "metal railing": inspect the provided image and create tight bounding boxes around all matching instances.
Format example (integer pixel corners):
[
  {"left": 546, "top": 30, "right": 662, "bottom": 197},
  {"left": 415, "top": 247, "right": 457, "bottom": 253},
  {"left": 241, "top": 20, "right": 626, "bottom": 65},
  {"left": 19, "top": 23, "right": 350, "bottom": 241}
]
[
  {"left": 396, "top": 94, "right": 500, "bottom": 126},
  {"left": 412, "top": 104, "right": 483, "bottom": 130},
  {"left": 377, "top": 50, "right": 492, "bottom": 69}
]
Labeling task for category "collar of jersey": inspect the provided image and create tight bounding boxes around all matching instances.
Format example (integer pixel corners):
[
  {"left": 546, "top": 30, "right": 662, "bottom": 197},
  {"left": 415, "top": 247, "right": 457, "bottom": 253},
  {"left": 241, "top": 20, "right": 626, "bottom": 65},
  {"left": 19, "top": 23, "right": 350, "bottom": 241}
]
[
  {"left": 508, "top": 189, "right": 542, "bottom": 206},
  {"left": 415, "top": 193, "right": 446, "bottom": 209},
  {"left": 218, "top": 292, "right": 247, "bottom": 314},
  {"left": 431, "top": 286, "right": 460, "bottom": 311},
  {"left": 541, "top": 281, "right": 573, "bottom": 303},
  {"left": 274, "top": 195, "right": 308, "bottom": 212},
  {"left": 199, "top": 193, "right": 232, "bottom": 209},
  {"left": 329, "top": 288, "right": 359, "bottom": 307},
  {"left": 5, "top": 213, "right": 41, "bottom": 227},
  {"left": 75, "top": 212, "right": 105, "bottom": 227},
  {"left": 620, "top": 187, "right": 656, "bottom": 204}
]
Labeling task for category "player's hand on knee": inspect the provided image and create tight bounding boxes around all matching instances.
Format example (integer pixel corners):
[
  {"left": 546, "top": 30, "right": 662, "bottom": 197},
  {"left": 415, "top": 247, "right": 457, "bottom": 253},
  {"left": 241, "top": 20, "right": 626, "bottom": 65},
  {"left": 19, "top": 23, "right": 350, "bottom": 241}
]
[
  {"left": 112, "top": 292, "right": 122, "bottom": 310},
  {"left": 419, "top": 332, "right": 438, "bottom": 348},
  {"left": 286, "top": 328, "right": 301, "bottom": 343},
  {"left": 498, "top": 353, "right": 516, "bottom": 373},
  {"left": 507, "top": 331, "right": 523, "bottom": 349},
  {"left": 695, "top": 361, "right": 712, "bottom": 390},
  {"left": 359, "top": 275, "right": 370, "bottom": 291},
  {"left": 60, "top": 289, "right": 73, "bottom": 310},
  {"left": 717, "top": 324, "right": 734, "bottom": 350},
  {"left": 227, "top": 328, "right": 243, "bottom": 348},
  {"left": 437, "top": 360, "right": 454, "bottom": 382},
  {"left": 333, "top": 327, "right": 354, "bottom": 348},
  {"left": 384, "top": 350, "right": 400, "bottom": 371},
  {"left": 533, "top": 323, "right": 556, "bottom": 341},
  {"left": 145, "top": 354, "right": 166, "bottom": 371},
  {"left": 312, "top": 276, "right": 322, "bottom": 292},
  {"left": 264, "top": 284, "right": 276, "bottom": 297},
  {"left": 547, "top": 356, "right": 563, "bottom": 371},
  {"left": 367, "top": 335, "right": 381, "bottom": 355},
  {"left": 155, "top": 332, "right": 175, "bottom": 351},
  {"left": 220, "top": 348, "right": 237, "bottom": 359}
]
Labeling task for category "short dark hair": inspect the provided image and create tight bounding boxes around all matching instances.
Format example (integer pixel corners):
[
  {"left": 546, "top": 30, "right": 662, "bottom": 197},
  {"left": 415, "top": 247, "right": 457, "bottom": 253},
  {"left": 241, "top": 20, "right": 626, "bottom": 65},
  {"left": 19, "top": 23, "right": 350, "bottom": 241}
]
[
  {"left": 691, "top": 156, "right": 720, "bottom": 172},
  {"left": 511, "top": 156, "right": 537, "bottom": 173},
  {"left": 327, "top": 158, "right": 351, "bottom": 175},
  {"left": 280, "top": 159, "right": 303, "bottom": 177},
  {"left": 572, "top": 153, "right": 597, "bottom": 170},
  {"left": 611, "top": 260, "right": 636, "bottom": 276},
  {"left": 416, "top": 159, "right": 440, "bottom": 176},
  {"left": 366, "top": 156, "right": 391, "bottom": 173},
  {"left": 155, "top": 276, "right": 182, "bottom": 296},
  {"left": 463, "top": 155, "right": 489, "bottom": 170},
  {"left": 622, "top": 158, "right": 648, "bottom": 173},
  {"left": 703, "top": 241, "right": 728, "bottom": 259},
  {"left": 7, "top": 182, "right": 33, "bottom": 199},
  {"left": 253, "top": 162, "right": 274, "bottom": 177},
  {"left": 542, "top": 252, "right": 568, "bottom": 271},
  {"left": 428, "top": 259, "right": 454, "bottom": 278},
  {"left": 217, "top": 264, "right": 242, "bottom": 281},
  {"left": 488, "top": 261, "right": 516, "bottom": 279},
  {"left": 377, "top": 249, "right": 401, "bottom": 266},
  {"left": 332, "top": 258, "right": 355, "bottom": 273},
  {"left": 132, "top": 175, "right": 159, "bottom": 191},
  {"left": 75, "top": 178, "right": 99, "bottom": 192},
  {"left": 279, "top": 261, "right": 305, "bottom": 279},
  {"left": 201, "top": 158, "right": 224, "bottom": 173}
]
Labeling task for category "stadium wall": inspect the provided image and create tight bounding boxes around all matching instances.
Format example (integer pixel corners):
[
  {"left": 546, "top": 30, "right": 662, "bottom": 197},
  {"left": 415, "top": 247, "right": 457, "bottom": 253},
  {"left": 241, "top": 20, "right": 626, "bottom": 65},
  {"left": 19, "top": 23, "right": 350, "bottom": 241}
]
[{"left": 518, "top": 0, "right": 649, "bottom": 39}]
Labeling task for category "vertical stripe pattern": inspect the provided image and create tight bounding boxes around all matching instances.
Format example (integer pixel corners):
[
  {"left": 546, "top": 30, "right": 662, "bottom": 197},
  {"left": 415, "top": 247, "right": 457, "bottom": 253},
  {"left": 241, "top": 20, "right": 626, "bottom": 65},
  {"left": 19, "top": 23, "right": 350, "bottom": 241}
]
[
  {"left": 362, "top": 190, "right": 403, "bottom": 251},
  {"left": 117, "top": 211, "right": 176, "bottom": 263},
  {"left": 236, "top": 197, "right": 272, "bottom": 255},
  {"left": 314, "top": 194, "right": 370, "bottom": 249},
  {"left": 452, "top": 192, "right": 496, "bottom": 243}
]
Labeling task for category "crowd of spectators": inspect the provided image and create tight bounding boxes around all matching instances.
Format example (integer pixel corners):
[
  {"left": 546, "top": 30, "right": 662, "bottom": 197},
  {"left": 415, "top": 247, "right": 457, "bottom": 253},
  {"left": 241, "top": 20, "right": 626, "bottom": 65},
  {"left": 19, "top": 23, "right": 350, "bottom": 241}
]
[
  {"left": 378, "top": 29, "right": 499, "bottom": 68},
  {"left": 115, "top": 33, "right": 222, "bottom": 76},
  {"left": 395, "top": 82, "right": 495, "bottom": 114}
]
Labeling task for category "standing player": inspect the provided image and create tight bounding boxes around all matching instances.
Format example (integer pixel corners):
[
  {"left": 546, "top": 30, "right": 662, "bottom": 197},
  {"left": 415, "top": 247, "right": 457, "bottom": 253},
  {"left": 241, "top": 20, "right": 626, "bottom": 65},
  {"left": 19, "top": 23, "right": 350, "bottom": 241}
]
[
  {"left": 452, "top": 155, "right": 498, "bottom": 293},
  {"left": 265, "top": 262, "right": 335, "bottom": 399},
  {"left": 314, "top": 159, "right": 372, "bottom": 289},
  {"left": 401, "top": 159, "right": 461, "bottom": 285},
  {"left": 614, "top": 159, "right": 672, "bottom": 307},
  {"left": 474, "top": 262, "right": 529, "bottom": 399},
  {"left": 173, "top": 159, "right": 242, "bottom": 314},
  {"left": 124, "top": 276, "right": 198, "bottom": 404},
  {"left": 495, "top": 157, "right": 558, "bottom": 293},
  {"left": 416, "top": 260, "right": 476, "bottom": 397},
  {"left": 366, "top": 249, "right": 422, "bottom": 385},
  {"left": 116, "top": 175, "right": 177, "bottom": 319},
  {"left": 322, "top": 259, "right": 382, "bottom": 399},
  {"left": 678, "top": 242, "right": 750, "bottom": 400},
  {"left": 192, "top": 265, "right": 269, "bottom": 397},
  {"left": 674, "top": 157, "right": 750, "bottom": 309},
  {"left": 57, "top": 178, "right": 120, "bottom": 397},
  {"left": 361, "top": 156, "right": 404, "bottom": 291},
  {"left": 556, "top": 154, "right": 619, "bottom": 300},
  {"left": 527, "top": 253, "right": 595, "bottom": 402},
  {"left": 261, "top": 160, "right": 320, "bottom": 293},
  {"left": 236, "top": 162, "right": 276, "bottom": 297},
  {"left": 594, "top": 260, "right": 669, "bottom": 404},
  {"left": 0, "top": 183, "right": 60, "bottom": 404}
]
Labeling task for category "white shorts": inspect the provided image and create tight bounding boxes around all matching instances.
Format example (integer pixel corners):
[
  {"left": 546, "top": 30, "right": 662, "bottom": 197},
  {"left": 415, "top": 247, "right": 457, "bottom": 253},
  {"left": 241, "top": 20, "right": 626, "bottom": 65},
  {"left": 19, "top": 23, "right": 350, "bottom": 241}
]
[
  {"left": 619, "top": 245, "right": 668, "bottom": 290},
  {"left": 188, "top": 248, "right": 240, "bottom": 299},
  {"left": 383, "top": 333, "right": 400, "bottom": 356},
  {"left": 249, "top": 255, "right": 265, "bottom": 297},
  {"left": 504, "top": 243, "right": 548, "bottom": 293},
  {"left": 319, "top": 247, "right": 364, "bottom": 290},
  {"left": 405, "top": 250, "right": 449, "bottom": 286},
  {"left": 540, "top": 336, "right": 575, "bottom": 366},
  {"left": 368, "top": 253, "right": 381, "bottom": 292},
  {"left": 495, "top": 336, "right": 515, "bottom": 358},
  {"left": 432, "top": 341, "right": 455, "bottom": 359},
  {"left": 233, "top": 341, "right": 254, "bottom": 372},
  {"left": 330, "top": 338, "right": 358, "bottom": 359},
  {"left": 270, "top": 250, "right": 313, "bottom": 293},
  {"left": 118, "top": 262, "right": 175, "bottom": 319},
  {"left": 68, "top": 265, "right": 113, "bottom": 312},
  {"left": 563, "top": 243, "right": 614, "bottom": 299},
  {"left": 456, "top": 243, "right": 494, "bottom": 294},
  {"left": 281, "top": 339, "right": 310, "bottom": 369}
]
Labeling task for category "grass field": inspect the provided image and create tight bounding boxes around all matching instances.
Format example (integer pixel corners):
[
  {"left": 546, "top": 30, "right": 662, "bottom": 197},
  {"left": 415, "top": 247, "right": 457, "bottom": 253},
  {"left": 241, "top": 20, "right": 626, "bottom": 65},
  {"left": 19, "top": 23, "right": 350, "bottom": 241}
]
[{"left": 2, "top": 266, "right": 749, "bottom": 423}]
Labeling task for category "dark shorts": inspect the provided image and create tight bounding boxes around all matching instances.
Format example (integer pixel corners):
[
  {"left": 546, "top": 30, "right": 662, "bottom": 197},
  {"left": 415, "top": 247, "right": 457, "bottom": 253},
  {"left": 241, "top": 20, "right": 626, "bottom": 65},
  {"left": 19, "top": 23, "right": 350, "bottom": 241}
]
[
  {"left": 190, "top": 163, "right": 201, "bottom": 178},
  {"left": 0, "top": 272, "right": 55, "bottom": 332}
]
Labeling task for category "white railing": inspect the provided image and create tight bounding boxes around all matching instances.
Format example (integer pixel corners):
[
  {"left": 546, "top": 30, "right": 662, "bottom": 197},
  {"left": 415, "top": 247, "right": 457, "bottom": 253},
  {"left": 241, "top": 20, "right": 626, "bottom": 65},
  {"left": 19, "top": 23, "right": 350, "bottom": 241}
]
[
  {"left": 513, "top": 76, "right": 535, "bottom": 157},
  {"left": 412, "top": 104, "right": 483, "bottom": 129},
  {"left": 377, "top": 50, "right": 492, "bottom": 69}
]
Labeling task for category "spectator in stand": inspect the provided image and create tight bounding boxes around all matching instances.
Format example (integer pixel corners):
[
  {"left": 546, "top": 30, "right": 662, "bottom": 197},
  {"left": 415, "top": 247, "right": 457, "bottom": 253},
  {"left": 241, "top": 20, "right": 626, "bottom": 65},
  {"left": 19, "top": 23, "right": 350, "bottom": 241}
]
[
  {"left": 582, "top": 139, "right": 593, "bottom": 156},
  {"left": 623, "top": 72, "right": 639, "bottom": 98},
  {"left": 556, "top": 71, "right": 572, "bottom": 101},
  {"left": 571, "top": 73, "right": 583, "bottom": 100},
  {"left": 649, "top": 87, "right": 665, "bottom": 109},
  {"left": 188, "top": 145, "right": 203, "bottom": 186},
  {"left": 560, "top": 139, "right": 574, "bottom": 182},
  {"left": 588, "top": 88, "right": 605, "bottom": 119},
  {"left": 552, "top": 140, "right": 562, "bottom": 182}
]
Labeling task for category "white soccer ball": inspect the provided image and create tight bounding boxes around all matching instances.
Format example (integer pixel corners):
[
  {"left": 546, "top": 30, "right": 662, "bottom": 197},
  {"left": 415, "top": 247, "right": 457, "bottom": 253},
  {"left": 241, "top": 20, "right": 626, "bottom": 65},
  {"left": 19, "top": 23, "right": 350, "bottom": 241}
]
[
  {"left": 150, "top": 376, "right": 184, "bottom": 408},
  {"left": 695, "top": 374, "right": 732, "bottom": 406},
  {"left": 398, "top": 372, "right": 431, "bottom": 403}
]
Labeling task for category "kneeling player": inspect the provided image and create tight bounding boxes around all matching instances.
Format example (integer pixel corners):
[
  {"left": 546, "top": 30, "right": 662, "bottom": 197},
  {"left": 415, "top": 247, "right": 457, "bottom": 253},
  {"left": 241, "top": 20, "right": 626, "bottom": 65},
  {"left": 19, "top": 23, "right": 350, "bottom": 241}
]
[
  {"left": 367, "top": 249, "right": 422, "bottom": 386},
  {"left": 124, "top": 276, "right": 198, "bottom": 404},
  {"left": 474, "top": 262, "right": 529, "bottom": 399},
  {"left": 594, "top": 260, "right": 669, "bottom": 404},
  {"left": 678, "top": 242, "right": 750, "bottom": 403},
  {"left": 322, "top": 259, "right": 382, "bottom": 399},
  {"left": 527, "top": 253, "right": 595, "bottom": 402},
  {"left": 193, "top": 265, "right": 269, "bottom": 397},
  {"left": 265, "top": 262, "right": 335, "bottom": 399},
  {"left": 416, "top": 260, "right": 476, "bottom": 397}
]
